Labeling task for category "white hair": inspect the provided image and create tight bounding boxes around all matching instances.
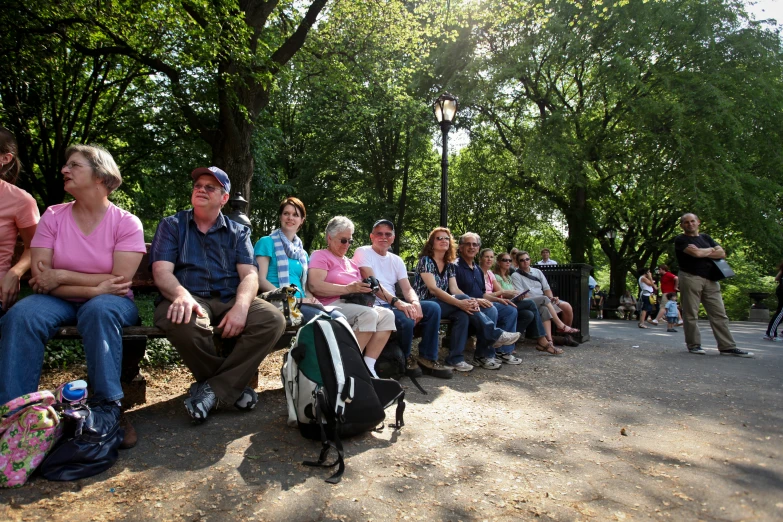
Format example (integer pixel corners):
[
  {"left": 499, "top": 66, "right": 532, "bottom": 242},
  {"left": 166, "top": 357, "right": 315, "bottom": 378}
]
[{"left": 325, "top": 216, "right": 355, "bottom": 238}]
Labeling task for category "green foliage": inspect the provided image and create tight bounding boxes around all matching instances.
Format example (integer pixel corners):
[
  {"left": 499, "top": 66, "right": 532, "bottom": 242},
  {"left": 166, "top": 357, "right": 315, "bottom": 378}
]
[
  {"left": 714, "top": 250, "right": 778, "bottom": 321},
  {"left": 247, "top": 0, "right": 454, "bottom": 254},
  {"left": 454, "top": 0, "right": 783, "bottom": 292}
]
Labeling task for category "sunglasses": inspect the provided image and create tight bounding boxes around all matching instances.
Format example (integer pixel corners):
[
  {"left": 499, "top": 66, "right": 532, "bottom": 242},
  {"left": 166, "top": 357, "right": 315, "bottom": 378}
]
[
  {"left": 499, "top": 258, "right": 512, "bottom": 262},
  {"left": 337, "top": 238, "right": 354, "bottom": 245},
  {"left": 193, "top": 183, "right": 221, "bottom": 194},
  {"left": 435, "top": 236, "right": 451, "bottom": 241},
  {"left": 373, "top": 232, "right": 394, "bottom": 237},
  {"left": 519, "top": 258, "right": 531, "bottom": 262}
]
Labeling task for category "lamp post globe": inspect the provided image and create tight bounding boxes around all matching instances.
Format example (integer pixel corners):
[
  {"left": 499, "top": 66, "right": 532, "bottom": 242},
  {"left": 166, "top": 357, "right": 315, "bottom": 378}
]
[{"left": 433, "top": 92, "right": 458, "bottom": 228}]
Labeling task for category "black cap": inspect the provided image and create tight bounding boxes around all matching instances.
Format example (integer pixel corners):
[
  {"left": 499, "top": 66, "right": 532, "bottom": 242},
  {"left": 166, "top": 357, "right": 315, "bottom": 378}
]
[{"left": 372, "top": 219, "right": 395, "bottom": 231}]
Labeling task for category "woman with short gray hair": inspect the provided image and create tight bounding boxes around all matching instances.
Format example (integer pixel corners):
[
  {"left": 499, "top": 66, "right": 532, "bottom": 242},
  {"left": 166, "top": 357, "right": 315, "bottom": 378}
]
[
  {"left": 63, "top": 144, "right": 123, "bottom": 194},
  {"left": 0, "top": 144, "right": 146, "bottom": 447},
  {"left": 308, "top": 216, "right": 396, "bottom": 377}
]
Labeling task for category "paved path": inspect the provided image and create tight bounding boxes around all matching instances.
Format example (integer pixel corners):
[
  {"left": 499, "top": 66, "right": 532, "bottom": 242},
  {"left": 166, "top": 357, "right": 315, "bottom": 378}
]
[
  {"left": 589, "top": 318, "right": 774, "bottom": 355},
  {"left": 2, "top": 319, "right": 782, "bottom": 521}
]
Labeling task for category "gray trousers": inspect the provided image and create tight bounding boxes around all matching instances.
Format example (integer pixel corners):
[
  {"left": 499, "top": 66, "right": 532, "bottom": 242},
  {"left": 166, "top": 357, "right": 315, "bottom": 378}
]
[
  {"left": 155, "top": 296, "right": 285, "bottom": 403},
  {"left": 679, "top": 271, "right": 736, "bottom": 350}
]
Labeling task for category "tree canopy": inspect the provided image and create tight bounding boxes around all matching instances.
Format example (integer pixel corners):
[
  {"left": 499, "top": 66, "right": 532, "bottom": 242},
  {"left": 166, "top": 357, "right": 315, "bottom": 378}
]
[{"left": 1, "top": 0, "right": 782, "bottom": 292}]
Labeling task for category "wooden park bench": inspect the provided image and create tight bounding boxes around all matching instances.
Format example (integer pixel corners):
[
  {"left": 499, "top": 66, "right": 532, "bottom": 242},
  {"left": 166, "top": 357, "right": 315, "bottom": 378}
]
[{"left": 8, "top": 242, "right": 301, "bottom": 408}]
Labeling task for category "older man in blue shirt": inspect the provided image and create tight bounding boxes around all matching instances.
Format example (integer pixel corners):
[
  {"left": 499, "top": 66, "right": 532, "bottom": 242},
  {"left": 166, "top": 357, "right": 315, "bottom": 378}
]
[
  {"left": 454, "top": 232, "right": 521, "bottom": 369},
  {"left": 150, "top": 166, "right": 285, "bottom": 423}
]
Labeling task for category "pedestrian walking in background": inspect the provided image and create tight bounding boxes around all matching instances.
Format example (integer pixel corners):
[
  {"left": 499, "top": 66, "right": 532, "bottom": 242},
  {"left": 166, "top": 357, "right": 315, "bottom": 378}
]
[
  {"left": 763, "top": 260, "right": 783, "bottom": 341},
  {"left": 637, "top": 268, "right": 657, "bottom": 328},
  {"left": 655, "top": 264, "right": 682, "bottom": 326}
]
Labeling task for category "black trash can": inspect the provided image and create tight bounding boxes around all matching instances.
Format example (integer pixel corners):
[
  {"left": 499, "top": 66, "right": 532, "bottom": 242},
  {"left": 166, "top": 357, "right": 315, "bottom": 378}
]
[{"left": 538, "top": 263, "right": 592, "bottom": 343}]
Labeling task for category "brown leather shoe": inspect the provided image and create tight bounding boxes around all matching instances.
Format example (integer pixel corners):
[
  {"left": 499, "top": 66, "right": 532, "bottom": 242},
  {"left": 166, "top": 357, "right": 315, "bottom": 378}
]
[{"left": 119, "top": 414, "right": 137, "bottom": 449}]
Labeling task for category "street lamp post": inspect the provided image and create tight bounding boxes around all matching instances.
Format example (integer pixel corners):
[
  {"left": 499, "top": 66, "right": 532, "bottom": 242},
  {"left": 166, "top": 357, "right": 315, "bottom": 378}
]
[
  {"left": 433, "top": 92, "right": 458, "bottom": 228},
  {"left": 605, "top": 228, "right": 617, "bottom": 297}
]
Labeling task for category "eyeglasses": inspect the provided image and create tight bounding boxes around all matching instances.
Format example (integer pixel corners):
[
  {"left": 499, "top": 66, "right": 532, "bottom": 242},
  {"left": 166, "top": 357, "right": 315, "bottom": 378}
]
[
  {"left": 519, "top": 258, "right": 531, "bottom": 262},
  {"left": 193, "top": 183, "right": 221, "bottom": 194},
  {"left": 435, "top": 236, "right": 451, "bottom": 241},
  {"left": 462, "top": 242, "right": 480, "bottom": 247},
  {"left": 373, "top": 232, "right": 394, "bottom": 237},
  {"left": 338, "top": 238, "right": 354, "bottom": 245},
  {"left": 64, "top": 161, "right": 89, "bottom": 170},
  {"left": 499, "top": 258, "right": 512, "bottom": 262}
]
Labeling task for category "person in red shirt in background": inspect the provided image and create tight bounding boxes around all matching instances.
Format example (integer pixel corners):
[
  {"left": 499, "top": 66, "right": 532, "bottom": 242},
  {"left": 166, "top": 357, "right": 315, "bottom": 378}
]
[{"left": 655, "top": 264, "right": 682, "bottom": 326}]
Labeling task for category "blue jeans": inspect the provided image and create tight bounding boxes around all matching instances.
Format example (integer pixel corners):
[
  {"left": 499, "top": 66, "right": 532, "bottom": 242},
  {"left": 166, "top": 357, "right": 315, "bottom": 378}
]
[
  {"left": 427, "top": 295, "right": 504, "bottom": 364},
  {"left": 300, "top": 303, "right": 344, "bottom": 324},
  {"left": 490, "top": 302, "right": 518, "bottom": 354},
  {"left": 0, "top": 294, "right": 139, "bottom": 405},
  {"left": 380, "top": 301, "right": 441, "bottom": 361},
  {"left": 516, "top": 298, "right": 546, "bottom": 339}
]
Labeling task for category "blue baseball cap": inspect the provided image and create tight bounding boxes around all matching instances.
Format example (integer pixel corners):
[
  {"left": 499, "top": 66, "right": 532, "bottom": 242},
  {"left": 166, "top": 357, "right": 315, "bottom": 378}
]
[{"left": 191, "top": 166, "right": 231, "bottom": 193}]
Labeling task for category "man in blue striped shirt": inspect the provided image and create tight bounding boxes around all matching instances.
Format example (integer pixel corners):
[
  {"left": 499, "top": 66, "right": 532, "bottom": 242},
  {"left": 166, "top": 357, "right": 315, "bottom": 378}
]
[{"left": 150, "top": 166, "right": 285, "bottom": 423}]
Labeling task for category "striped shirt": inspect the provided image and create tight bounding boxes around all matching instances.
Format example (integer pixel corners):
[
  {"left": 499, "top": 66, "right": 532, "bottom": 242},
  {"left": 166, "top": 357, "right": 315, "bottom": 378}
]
[{"left": 149, "top": 209, "right": 257, "bottom": 302}]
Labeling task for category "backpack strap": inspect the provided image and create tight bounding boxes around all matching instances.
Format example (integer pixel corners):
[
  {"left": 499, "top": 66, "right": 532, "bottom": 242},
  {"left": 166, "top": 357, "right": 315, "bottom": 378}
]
[
  {"left": 302, "top": 388, "right": 345, "bottom": 484},
  {"left": 391, "top": 391, "right": 405, "bottom": 430},
  {"left": 408, "top": 376, "right": 427, "bottom": 395},
  {"left": 518, "top": 270, "right": 542, "bottom": 284},
  {"left": 0, "top": 391, "right": 56, "bottom": 432},
  {"left": 315, "top": 319, "right": 351, "bottom": 418}
]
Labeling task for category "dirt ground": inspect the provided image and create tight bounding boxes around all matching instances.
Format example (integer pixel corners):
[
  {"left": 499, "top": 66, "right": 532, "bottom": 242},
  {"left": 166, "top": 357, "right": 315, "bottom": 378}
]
[{"left": 1, "top": 323, "right": 782, "bottom": 521}]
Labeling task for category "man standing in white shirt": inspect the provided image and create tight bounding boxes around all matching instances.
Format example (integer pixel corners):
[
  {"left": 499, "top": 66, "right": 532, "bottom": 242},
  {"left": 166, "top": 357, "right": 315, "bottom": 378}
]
[
  {"left": 353, "top": 220, "right": 452, "bottom": 379},
  {"left": 536, "top": 248, "right": 558, "bottom": 266}
]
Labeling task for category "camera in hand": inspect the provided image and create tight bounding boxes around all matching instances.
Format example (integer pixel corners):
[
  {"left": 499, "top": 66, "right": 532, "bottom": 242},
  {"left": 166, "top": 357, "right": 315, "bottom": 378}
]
[
  {"left": 364, "top": 276, "right": 380, "bottom": 294},
  {"left": 343, "top": 276, "right": 381, "bottom": 307}
]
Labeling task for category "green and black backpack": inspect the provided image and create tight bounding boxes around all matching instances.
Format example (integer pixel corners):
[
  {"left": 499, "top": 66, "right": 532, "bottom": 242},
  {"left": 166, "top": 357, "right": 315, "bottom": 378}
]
[{"left": 281, "top": 315, "right": 405, "bottom": 483}]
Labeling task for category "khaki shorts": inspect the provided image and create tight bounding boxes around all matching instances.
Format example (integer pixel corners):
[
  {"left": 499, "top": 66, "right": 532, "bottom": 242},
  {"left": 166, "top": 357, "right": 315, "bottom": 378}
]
[{"left": 330, "top": 301, "right": 396, "bottom": 333}]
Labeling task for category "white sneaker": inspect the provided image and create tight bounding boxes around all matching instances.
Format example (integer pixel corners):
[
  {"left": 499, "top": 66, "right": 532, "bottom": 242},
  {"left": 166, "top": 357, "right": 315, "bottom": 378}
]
[
  {"left": 496, "top": 352, "right": 523, "bottom": 365},
  {"left": 473, "top": 357, "right": 502, "bottom": 370},
  {"left": 492, "top": 331, "right": 521, "bottom": 348},
  {"left": 451, "top": 361, "right": 474, "bottom": 372}
]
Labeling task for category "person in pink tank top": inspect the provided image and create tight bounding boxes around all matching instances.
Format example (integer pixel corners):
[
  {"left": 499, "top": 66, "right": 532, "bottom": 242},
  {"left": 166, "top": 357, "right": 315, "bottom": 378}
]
[
  {"left": 0, "top": 127, "right": 39, "bottom": 316},
  {"left": 0, "top": 145, "right": 146, "bottom": 448}
]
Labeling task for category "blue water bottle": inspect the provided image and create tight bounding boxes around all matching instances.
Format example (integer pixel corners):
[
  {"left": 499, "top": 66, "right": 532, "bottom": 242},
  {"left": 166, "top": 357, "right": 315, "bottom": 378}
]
[{"left": 61, "top": 380, "right": 88, "bottom": 403}]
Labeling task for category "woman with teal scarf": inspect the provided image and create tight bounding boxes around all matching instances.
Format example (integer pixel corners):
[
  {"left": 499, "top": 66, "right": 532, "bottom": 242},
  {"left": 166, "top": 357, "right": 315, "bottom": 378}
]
[{"left": 254, "top": 197, "right": 341, "bottom": 323}]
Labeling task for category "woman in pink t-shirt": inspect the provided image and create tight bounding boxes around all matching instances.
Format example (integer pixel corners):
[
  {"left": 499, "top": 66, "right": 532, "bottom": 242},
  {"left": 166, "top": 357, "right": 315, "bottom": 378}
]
[
  {"left": 308, "top": 216, "right": 395, "bottom": 378},
  {"left": 0, "top": 127, "right": 39, "bottom": 315},
  {"left": 0, "top": 145, "right": 146, "bottom": 446}
]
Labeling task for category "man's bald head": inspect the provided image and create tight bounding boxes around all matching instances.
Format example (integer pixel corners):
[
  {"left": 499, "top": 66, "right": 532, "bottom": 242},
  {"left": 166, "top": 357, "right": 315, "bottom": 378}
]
[{"left": 680, "top": 213, "right": 699, "bottom": 224}]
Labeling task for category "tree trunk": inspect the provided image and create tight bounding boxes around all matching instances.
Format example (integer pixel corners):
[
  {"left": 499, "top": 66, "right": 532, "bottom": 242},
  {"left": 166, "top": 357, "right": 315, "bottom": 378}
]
[
  {"left": 563, "top": 186, "right": 590, "bottom": 263},
  {"left": 212, "top": 113, "right": 255, "bottom": 209}
]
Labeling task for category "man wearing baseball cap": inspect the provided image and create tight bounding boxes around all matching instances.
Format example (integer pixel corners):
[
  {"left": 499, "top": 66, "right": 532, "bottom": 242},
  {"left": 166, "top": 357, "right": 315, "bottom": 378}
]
[
  {"left": 149, "top": 166, "right": 286, "bottom": 423},
  {"left": 353, "top": 219, "right": 452, "bottom": 379}
]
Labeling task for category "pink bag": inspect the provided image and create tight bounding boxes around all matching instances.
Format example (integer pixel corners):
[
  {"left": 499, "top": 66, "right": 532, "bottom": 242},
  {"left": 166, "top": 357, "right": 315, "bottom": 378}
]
[{"left": 0, "top": 391, "right": 64, "bottom": 488}]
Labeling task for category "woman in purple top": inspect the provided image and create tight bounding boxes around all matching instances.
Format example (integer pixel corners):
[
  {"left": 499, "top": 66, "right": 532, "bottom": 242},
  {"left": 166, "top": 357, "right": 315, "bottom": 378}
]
[{"left": 0, "top": 145, "right": 145, "bottom": 446}]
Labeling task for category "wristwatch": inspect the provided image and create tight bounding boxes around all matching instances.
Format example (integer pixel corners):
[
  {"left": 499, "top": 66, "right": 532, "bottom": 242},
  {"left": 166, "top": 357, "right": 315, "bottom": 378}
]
[{"left": 390, "top": 297, "right": 400, "bottom": 306}]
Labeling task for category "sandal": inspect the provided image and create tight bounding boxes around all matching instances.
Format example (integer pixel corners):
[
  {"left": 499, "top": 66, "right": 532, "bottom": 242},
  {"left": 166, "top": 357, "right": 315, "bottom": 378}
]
[
  {"left": 638, "top": 324, "right": 648, "bottom": 329},
  {"left": 536, "top": 340, "right": 564, "bottom": 355},
  {"left": 557, "top": 325, "right": 580, "bottom": 335}
]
